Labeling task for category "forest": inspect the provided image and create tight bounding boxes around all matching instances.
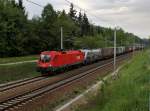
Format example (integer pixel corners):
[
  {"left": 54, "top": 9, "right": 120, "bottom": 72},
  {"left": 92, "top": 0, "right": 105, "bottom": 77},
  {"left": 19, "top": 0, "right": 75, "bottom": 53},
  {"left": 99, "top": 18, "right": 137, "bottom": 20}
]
[{"left": 0, "top": 0, "right": 143, "bottom": 57}]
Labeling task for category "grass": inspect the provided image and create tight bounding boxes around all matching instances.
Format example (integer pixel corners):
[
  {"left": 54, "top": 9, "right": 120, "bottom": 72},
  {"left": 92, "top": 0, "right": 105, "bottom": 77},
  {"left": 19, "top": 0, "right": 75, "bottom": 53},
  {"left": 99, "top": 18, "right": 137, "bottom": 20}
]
[
  {"left": 76, "top": 50, "right": 150, "bottom": 111},
  {"left": 0, "top": 62, "right": 40, "bottom": 84},
  {"left": 0, "top": 55, "right": 39, "bottom": 64}
]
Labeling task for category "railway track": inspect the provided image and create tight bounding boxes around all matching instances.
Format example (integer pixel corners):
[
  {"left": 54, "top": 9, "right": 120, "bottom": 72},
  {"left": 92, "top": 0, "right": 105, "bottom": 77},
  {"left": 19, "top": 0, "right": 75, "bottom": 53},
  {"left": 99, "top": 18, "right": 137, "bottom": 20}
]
[
  {"left": 0, "top": 76, "right": 46, "bottom": 92},
  {"left": 0, "top": 54, "right": 130, "bottom": 111}
]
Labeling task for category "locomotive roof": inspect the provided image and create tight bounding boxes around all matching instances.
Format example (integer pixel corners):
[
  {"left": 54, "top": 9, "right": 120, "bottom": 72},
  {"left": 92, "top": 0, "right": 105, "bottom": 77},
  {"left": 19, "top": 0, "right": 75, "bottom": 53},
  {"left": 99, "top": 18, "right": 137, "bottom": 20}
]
[{"left": 41, "top": 50, "right": 82, "bottom": 55}]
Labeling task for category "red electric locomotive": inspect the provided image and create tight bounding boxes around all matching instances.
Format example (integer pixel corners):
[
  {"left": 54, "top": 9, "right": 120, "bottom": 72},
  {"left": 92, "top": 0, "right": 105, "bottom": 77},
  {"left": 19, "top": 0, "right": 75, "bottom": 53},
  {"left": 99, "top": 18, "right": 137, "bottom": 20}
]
[{"left": 37, "top": 50, "right": 84, "bottom": 74}]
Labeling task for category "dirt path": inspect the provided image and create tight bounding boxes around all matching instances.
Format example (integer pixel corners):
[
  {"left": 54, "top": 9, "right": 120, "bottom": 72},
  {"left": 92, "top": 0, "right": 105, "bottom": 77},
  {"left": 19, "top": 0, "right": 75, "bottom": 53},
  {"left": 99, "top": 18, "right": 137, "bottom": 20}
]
[{"left": 0, "top": 60, "right": 37, "bottom": 66}]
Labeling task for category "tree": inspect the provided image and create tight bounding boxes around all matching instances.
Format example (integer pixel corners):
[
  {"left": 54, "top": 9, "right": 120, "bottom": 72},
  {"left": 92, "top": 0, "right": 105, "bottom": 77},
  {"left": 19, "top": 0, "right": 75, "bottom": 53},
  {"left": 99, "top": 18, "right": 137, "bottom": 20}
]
[
  {"left": 77, "top": 11, "right": 82, "bottom": 25},
  {"left": 18, "top": 0, "right": 23, "bottom": 9},
  {"left": 77, "top": 11, "right": 83, "bottom": 36},
  {"left": 57, "top": 10, "right": 77, "bottom": 49},
  {"left": 42, "top": 4, "right": 57, "bottom": 22},
  {"left": 11, "top": 0, "right": 16, "bottom": 7},
  {"left": 40, "top": 4, "right": 59, "bottom": 50},
  {"left": 0, "top": 0, "right": 28, "bottom": 57},
  {"left": 82, "top": 13, "right": 90, "bottom": 36},
  {"left": 69, "top": 3, "right": 77, "bottom": 22}
]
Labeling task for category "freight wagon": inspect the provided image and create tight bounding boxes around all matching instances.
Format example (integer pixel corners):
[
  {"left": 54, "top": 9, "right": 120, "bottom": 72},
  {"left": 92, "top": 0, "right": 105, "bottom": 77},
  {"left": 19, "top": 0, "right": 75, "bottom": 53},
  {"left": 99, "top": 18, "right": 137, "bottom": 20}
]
[
  {"left": 101, "top": 47, "right": 114, "bottom": 58},
  {"left": 81, "top": 49, "right": 102, "bottom": 64}
]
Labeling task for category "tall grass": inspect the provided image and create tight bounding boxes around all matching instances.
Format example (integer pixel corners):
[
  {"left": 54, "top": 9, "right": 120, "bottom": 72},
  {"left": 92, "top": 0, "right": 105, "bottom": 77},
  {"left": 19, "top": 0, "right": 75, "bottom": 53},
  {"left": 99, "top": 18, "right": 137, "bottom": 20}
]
[
  {"left": 0, "top": 63, "right": 40, "bottom": 84},
  {"left": 0, "top": 55, "right": 40, "bottom": 83},
  {"left": 77, "top": 50, "right": 149, "bottom": 111}
]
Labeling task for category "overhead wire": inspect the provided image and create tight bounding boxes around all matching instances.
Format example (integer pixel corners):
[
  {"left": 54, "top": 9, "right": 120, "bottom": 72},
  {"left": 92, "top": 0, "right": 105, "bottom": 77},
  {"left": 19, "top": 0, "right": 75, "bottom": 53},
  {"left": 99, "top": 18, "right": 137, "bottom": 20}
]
[
  {"left": 26, "top": 0, "right": 112, "bottom": 24},
  {"left": 64, "top": 0, "right": 114, "bottom": 24},
  {"left": 26, "top": 0, "right": 44, "bottom": 8}
]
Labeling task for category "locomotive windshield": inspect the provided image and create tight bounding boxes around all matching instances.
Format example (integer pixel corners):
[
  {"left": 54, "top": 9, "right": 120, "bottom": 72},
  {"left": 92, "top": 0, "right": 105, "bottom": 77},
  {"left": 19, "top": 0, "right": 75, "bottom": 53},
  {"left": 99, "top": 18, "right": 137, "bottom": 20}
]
[{"left": 40, "top": 54, "right": 51, "bottom": 63}]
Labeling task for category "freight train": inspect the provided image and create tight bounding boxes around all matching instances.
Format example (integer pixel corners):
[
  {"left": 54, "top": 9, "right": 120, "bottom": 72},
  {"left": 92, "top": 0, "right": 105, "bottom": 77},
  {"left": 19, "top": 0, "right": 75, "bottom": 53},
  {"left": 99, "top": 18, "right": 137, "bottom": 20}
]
[{"left": 37, "top": 46, "right": 143, "bottom": 74}]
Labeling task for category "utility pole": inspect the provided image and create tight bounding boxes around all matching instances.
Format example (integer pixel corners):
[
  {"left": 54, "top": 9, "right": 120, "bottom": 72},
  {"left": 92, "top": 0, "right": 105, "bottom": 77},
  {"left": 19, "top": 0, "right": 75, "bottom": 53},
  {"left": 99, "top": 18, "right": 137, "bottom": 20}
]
[
  {"left": 149, "top": 36, "right": 150, "bottom": 48},
  {"left": 105, "top": 36, "right": 107, "bottom": 47},
  {"left": 114, "top": 27, "right": 117, "bottom": 72},
  {"left": 134, "top": 37, "right": 136, "bottom": 56},
  {"left": 132, "top": 37, "right": 134, "bottom": 57},
  {"left": 61, "top": 27, "right": 63, "bottom": 50}
]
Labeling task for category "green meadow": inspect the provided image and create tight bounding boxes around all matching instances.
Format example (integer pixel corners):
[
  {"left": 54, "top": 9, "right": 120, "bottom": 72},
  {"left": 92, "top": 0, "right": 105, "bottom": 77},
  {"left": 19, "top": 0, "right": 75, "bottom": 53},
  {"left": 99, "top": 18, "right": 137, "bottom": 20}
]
[{"left": 77, "top": 50, "right": 149, "bottom": 111}]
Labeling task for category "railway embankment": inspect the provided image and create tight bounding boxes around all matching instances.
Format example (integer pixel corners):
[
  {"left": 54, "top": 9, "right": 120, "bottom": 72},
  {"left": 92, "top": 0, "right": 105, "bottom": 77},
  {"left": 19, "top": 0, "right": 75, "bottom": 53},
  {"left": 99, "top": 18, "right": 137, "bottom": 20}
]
[
  {"left": 0, "top": 53, "right": 131, "bottom": 111},
  {"left": 74, "top": 50, "right": 149, "bottom": 111},
  {"left": 0, "top": 55, "right": 39, "bottom": 84},
  {"left": 0, "top": 62, "right": 40, "bottom": 84}
]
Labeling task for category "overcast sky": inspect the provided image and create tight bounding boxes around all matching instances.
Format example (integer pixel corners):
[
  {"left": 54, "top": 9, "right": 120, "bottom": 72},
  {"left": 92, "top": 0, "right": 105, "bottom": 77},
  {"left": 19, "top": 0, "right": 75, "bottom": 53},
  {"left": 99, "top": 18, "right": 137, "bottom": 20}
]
[{"left": 21, "top": 0, "right": 150, "bottom": 39}]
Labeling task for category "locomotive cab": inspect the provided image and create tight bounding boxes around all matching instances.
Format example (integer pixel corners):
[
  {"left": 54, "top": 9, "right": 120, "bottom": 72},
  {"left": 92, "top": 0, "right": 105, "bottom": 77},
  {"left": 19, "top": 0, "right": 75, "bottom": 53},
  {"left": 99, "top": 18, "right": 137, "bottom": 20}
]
[
  {"left": 40, "top": 54, "right": 51, "bottom": 63},
  {"left": 37, "top": 52, "right": 54, "bottom": 74}
]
